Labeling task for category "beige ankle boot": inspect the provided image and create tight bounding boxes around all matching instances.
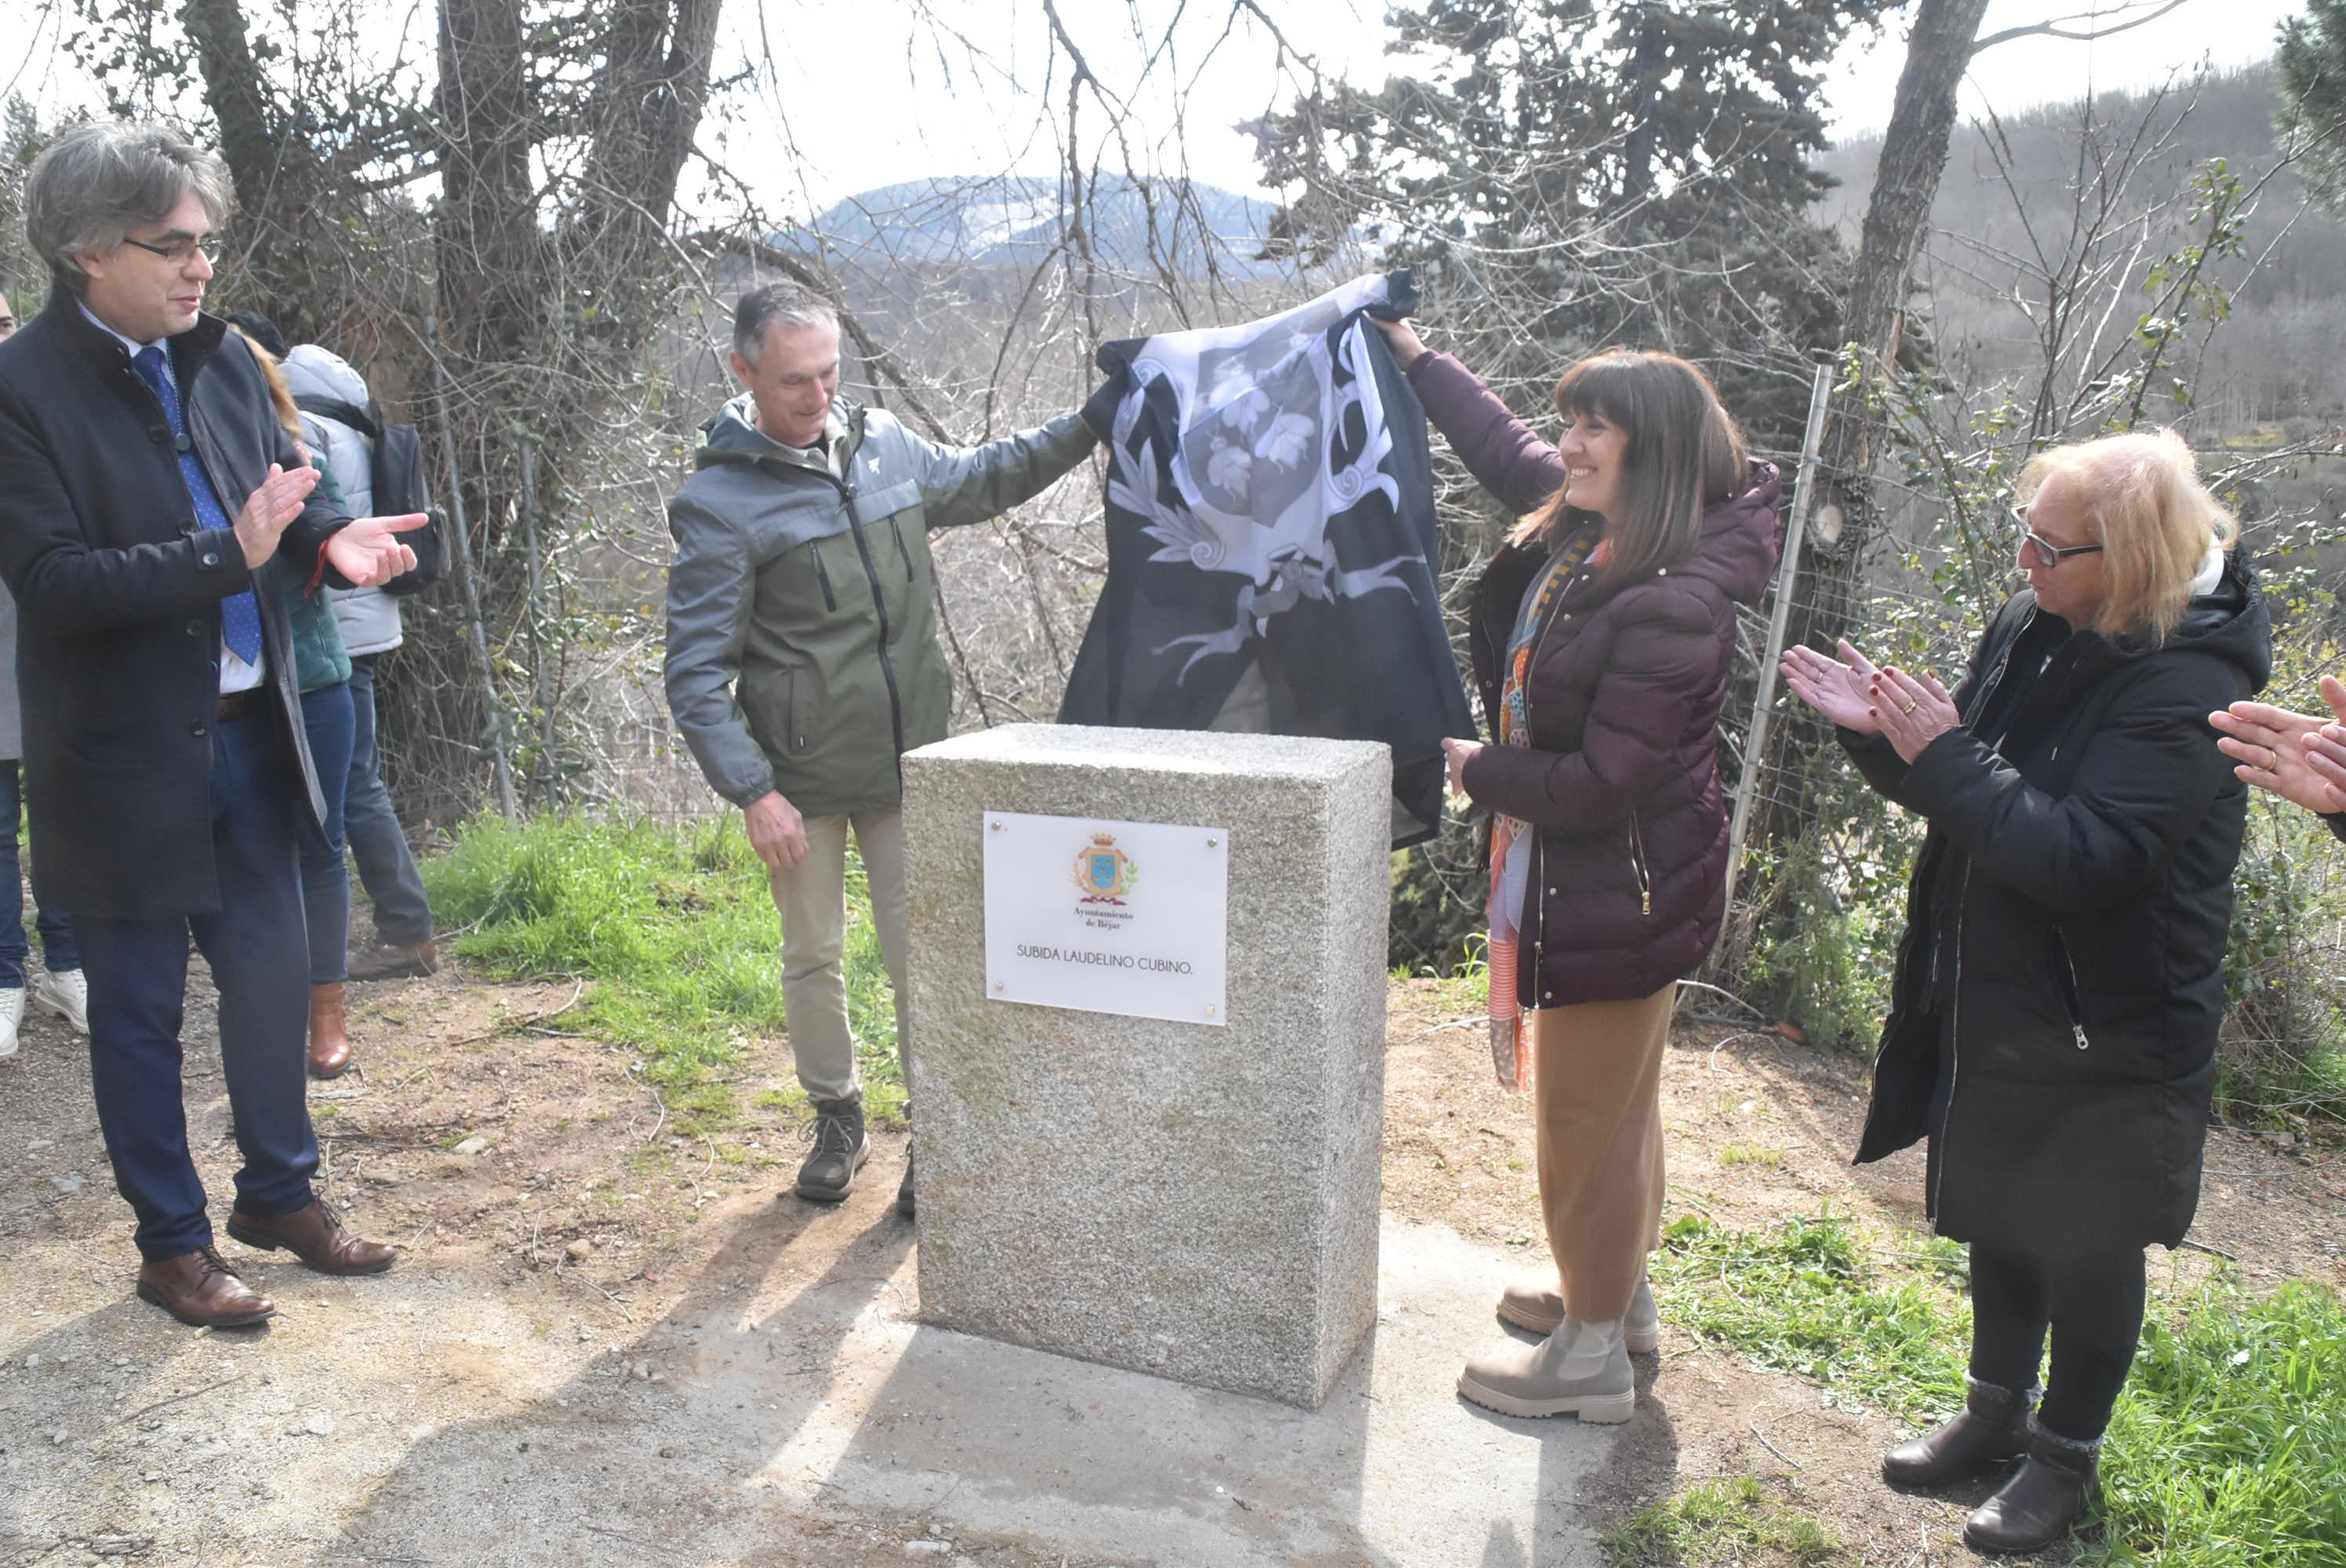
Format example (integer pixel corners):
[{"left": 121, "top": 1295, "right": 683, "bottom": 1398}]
[
  {"left": 1495, "top": 1273, "right": 1658, "bottom": 1352},
  {"left": 1458, "top": 1316, "right": 1634, "bottom": 1422}
]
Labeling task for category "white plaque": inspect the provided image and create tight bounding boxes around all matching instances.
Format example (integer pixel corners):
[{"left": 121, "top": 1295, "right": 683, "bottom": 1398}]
[{"left": 982, "top": 811, "right": 1228, "bottom": 1025}]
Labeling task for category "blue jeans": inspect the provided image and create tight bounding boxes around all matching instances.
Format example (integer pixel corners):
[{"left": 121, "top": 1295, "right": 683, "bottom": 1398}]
[
  {"left": 78, "top": 706, "right": 317, "bottom": 1261},
  {"left": 299, "top": 682, "right": 356, "bottom": 986},
  {"left": 0, "top": 759, "right": 76, "bottom": 989},
  {"left": 343, "top": 655, "right": 434, "bottom": 946}
]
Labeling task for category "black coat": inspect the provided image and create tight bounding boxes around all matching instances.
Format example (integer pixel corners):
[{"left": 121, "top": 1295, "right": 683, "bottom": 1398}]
[
  {"left": 0, "top": 289, "right": 351, "bottom": 919},
  {"left": 1847, "top": 555, "right": 2270, "bottom": 1254}
]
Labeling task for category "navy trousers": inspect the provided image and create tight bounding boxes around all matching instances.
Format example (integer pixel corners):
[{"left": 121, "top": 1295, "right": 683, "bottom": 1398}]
[{"left": 77, "top": 706, "right": 318, "bottom": 1261}]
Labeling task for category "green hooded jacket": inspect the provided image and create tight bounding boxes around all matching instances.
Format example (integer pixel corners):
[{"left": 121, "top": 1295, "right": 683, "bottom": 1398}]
[
  {"left": 663, "top": 394, "right": 1095, "bottom": 818},
  {"left": 282, "top": 456, "right": 354, "bottom": 694}
]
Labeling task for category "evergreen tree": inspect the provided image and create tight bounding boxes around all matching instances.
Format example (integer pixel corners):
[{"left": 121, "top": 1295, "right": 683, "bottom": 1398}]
[
  {"left": 2279, "top": 0, "right": 2346, "bottom": 216},
  {"left": 1255, "top": 0, "right": 1897, "bottom": 447}
]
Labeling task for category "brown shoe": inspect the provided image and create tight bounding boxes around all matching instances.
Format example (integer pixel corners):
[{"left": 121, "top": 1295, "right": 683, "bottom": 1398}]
[
  {"left": 136, "top": 1246, "right": 276, "bottom": 1327},
  {"left": 226, "top": 1201, "right": 397, "bottom": 1275},
  {"left": 308, "top": 982, "right": 354, "bottom": 1079},
  {"left": 347, "top": 938, "right": 438, "bottom": 982}
]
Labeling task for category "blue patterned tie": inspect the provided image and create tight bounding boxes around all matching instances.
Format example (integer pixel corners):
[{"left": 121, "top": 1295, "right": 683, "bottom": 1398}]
[{"left": 133, "top": 345, "right": 263, "bottom": 666}]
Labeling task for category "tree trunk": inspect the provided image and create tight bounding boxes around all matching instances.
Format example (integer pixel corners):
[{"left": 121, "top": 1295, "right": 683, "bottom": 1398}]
[
  {"left": 182, "top": 0, "right": 326, "bottom": 332},
  {"left": 1760, "top": 0, "right": 1992, "bottom": 827}
]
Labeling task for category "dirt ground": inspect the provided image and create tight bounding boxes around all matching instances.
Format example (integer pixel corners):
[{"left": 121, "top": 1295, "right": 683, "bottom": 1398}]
[
  {"left": 2, "top": 954, "right": 2339, "bottom": 1567},
  {"left": 1381, "top": 979, "right": 2346, "bottom": 1566}
]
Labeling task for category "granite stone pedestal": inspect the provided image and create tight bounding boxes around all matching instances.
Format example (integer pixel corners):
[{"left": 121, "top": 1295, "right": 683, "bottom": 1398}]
[{"left": 902, "top": 724, "right": 1391, "bottom": 1409}]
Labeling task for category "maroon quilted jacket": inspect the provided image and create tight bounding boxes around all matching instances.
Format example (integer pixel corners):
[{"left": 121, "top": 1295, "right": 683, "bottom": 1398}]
[{"left": 1407, "top": 352, "right": 1783, "bottom": 1007}]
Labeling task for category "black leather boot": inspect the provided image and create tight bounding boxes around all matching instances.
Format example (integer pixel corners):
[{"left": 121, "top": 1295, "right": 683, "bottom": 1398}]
[
  {"left": 1963, "top": 1415, "right": 2101, "bottom": 1554},
  {"left": 1881, "top": 1376, "right": 2037, "bottom": 1487}
]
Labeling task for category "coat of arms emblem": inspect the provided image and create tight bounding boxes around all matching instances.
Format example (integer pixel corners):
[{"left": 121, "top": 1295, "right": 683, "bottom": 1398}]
[{"left": 1073, "top": 832, "right": 1138, "bottom": 904}]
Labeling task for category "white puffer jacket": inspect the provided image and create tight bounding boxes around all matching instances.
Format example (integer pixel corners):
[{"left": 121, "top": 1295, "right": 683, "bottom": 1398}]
[{"left": 284, "top": 343, "right": 402, "bottom": 657}]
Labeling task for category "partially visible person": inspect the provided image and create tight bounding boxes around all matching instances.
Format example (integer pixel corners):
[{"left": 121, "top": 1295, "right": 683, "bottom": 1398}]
[
  {"left": 1373, "top": 316, "right": 1781, "bottom": 1425},
  {"left": 0, "top": 290, "right": 15, "bottom": 339},
  {"left": 0, "top": 122, "right": 423, "bottom": 1327},
  {"left": 2210, "top": 673, "right": 2346, "bottom": 842},
  {"left": 231, "top": 317, "right": 361, "bottom": 1078},
  {"left": 281, "top": 340, "right": 440, "bottom": 979},
  {"left": 1781, "top": 429, "right": 2266, "bottom": 1554},
  {"left": 0, "top": 576, "right": 85, "bottom": 1056},
  {"left": 664, "top": 282, "right": 1106, "bottom": 1214}
]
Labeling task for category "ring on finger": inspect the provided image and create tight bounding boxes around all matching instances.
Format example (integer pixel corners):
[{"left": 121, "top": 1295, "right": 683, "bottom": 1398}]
[{"left": 1899, "top": 697, "right": 1919, "bottom": 716}]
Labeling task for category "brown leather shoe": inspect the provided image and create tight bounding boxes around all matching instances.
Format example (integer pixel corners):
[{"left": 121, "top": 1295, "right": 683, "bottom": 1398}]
[
  {"left": 226, "top": 1201, "right": 397, "bottom": 1275},
  {"left": 308, "top": 982, "right": 354, "bottom": 1079},
  {"left": 347, "top": 938, "right": 438, "bottom": 982},
  {"left": 136, "top": 1247, "right": 276, "bottom": 1327}
]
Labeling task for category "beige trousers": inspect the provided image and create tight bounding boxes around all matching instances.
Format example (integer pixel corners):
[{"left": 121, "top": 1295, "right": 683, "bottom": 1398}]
[
  {"left": 1531, "top": 983, "right": 1676, "bottom": 1322},
  {"left": 766, "top": 809, "right": 910, "bottom": 1103}
]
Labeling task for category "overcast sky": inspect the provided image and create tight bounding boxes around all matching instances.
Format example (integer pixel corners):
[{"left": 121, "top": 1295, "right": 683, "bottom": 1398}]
[
  {"left": 0, "top": 0, "right": 2313, "bottom": 217},
  {"left": 721, "top": 0, "right": 2308, "bottom": 214}
]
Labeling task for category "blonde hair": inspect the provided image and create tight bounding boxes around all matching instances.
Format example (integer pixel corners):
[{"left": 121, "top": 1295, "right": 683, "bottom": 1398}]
[
  {"left": 2017, "top": 429, "right": 2239, "bottom": 642},
  {"left": 230, "top": 325, "right": 303, "bottom": 442}
]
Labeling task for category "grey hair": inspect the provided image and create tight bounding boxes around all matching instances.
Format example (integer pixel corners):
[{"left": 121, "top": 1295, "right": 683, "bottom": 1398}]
[
  {"left": 25, "top": 122, "right": 236, "bottom": 293},
  {"left": 732, "top": 282, "right": 839, "bottom": 368}
]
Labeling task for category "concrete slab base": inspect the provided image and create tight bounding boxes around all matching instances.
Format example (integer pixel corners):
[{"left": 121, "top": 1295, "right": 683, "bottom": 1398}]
[{"left": 755, "top": 1214, "right": 1629, "bottom": 1566}]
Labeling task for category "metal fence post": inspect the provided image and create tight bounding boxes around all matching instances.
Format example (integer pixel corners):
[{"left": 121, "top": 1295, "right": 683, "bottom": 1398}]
[{"left": 1718, "top": 361, "right": 1833, "bottom": 931}]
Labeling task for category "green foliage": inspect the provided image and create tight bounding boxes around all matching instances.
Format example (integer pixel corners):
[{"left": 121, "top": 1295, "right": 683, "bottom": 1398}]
[
  {"left": 1253, "top": 0, "right": 1898, "bottom": 448},
  {"left": 2278, "top": 0, "right": 2346, "bottom": 220},
  {"left": 2097, "top": 1280, "right": 2346, "bottom": 1565},
  {"left": 1388, "top": 818, "right": 1487, "bottom": 976},
  {"left": 1603, "top": 1476, "right": 1842, "bottom": 1568},
  {"left": 422, "top": 813, "right": 906, "bottom": 1132},
  {"left": 1653, "top": 1210, "right": 2346, "bottom": 1566},
  {"left": 1654, "top": 1210, "right": 1969, "bottom": 1423}
]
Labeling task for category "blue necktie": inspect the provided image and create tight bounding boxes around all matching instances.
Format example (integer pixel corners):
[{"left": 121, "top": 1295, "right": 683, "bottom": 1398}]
[{"left": 133, "top": 345, "right": 263, "bottom": 666}]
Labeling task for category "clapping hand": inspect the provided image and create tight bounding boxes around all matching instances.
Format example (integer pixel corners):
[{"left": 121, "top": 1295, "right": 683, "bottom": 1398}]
[
  {"left": 2211, "top": 674, "right": 2346, "bottom": 815},
  {"left": 324, "top": 513, "right": 430, "bottom": 588},
  {"left": 231, "top": 464, "right": 321, "bottom": 570},
  {"left": 1868, "top": 664, "right": 1961, "bottom": 763},
  {"left": 1781, "top": 639, "right": 1883, "bottom": 733}
]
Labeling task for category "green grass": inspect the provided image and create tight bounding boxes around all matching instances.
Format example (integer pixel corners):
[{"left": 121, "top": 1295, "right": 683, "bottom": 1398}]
[
  {"left": 1718, "top": 1142, "right": 1785, "bottom": 1168},
  {"left": 1603, "top": 1477, "right": 1843, "bottom": 1567},
  {"left": 1653, "top": 1209, "right": 1968, "bottom": 1423},
  {"left": 1652, "top": 1210, "right": 2346, "bottom": 1564},
  {"left": 420, "top": 812, "right": 906, "bottom": 1133}
]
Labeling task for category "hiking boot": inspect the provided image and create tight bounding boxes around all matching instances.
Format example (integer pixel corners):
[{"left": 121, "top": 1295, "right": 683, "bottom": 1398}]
[
  {"left": 348, "top": 938, "right": 439, "bottom": 982},
  {"left": 1883, "top": 1376, "right": 2037, "bottom": 1488},
  {"left": 32, "top": 967, "right": 88, "bottom": 1034},
  {"left": 1963, "top": 1416, "right": 2101, "bottom": 1554},
  {"left": 896, "top": 1146, "right": 916, "bottom": 1220},
  {"left": 1458, "top": 1317, "right": 1635, "bottom": 1422},
  {"left": 794, "top": 1095, "right": 870, "bottom": 1203},
  {"left": 1496, "top": 1273, "right": 1658, "bottom": 1352}
]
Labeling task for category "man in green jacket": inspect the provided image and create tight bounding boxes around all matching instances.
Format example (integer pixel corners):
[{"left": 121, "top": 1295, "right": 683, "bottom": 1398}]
[{"left": 664, "top": 282, "right": 1102, "bottom": 1212}]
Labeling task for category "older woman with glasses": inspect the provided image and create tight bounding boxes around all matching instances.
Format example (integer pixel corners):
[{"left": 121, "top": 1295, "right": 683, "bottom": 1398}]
[{"left": 1781, "top": 429, "right": 2268, "bottom": 1554}]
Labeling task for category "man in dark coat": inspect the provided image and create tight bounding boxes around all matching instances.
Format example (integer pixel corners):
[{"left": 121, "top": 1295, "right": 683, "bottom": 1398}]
[{"left": 0, "top": 122, "right": 425, "bottom": 1327}]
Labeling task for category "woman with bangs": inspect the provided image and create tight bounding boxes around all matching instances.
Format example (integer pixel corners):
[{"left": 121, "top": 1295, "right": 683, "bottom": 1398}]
[
  {"left": 1375, "top": 318, "right": 1784, "bottom": 1422},
  {"left": 1782, "top": 430, "right": 2269, "bottom": 1552}
]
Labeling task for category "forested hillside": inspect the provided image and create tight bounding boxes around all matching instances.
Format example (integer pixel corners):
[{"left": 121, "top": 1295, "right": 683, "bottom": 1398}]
[{"left": 1821, "top": 62, "right": 2346, "bottom": 434}]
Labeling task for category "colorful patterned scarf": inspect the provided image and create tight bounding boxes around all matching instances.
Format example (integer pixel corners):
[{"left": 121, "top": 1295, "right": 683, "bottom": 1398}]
[{"left": 1487, "top": 528, "right": 1604, "bottom": 1090}]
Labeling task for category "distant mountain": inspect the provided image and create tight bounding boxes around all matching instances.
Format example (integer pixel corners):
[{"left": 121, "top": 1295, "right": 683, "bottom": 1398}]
[{"left": 796, "top": 174, "right": 1280, "bottom": 276}]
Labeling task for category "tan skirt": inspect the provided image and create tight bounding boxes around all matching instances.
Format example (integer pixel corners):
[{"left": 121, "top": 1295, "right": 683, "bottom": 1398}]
[{"left": 1531, "top": 983, "right": 1675, "bottom": 1322}]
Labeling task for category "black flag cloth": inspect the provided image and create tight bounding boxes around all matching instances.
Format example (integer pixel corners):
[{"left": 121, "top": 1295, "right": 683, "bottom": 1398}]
[{"left": 1059, "top": 270, "right": 1474, "bottom": 847}]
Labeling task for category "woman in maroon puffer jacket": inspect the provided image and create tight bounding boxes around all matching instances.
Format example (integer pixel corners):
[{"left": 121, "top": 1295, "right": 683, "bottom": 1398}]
[{"left": 1376, "top": 319, "right": 1782, "bottom": 1421}]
